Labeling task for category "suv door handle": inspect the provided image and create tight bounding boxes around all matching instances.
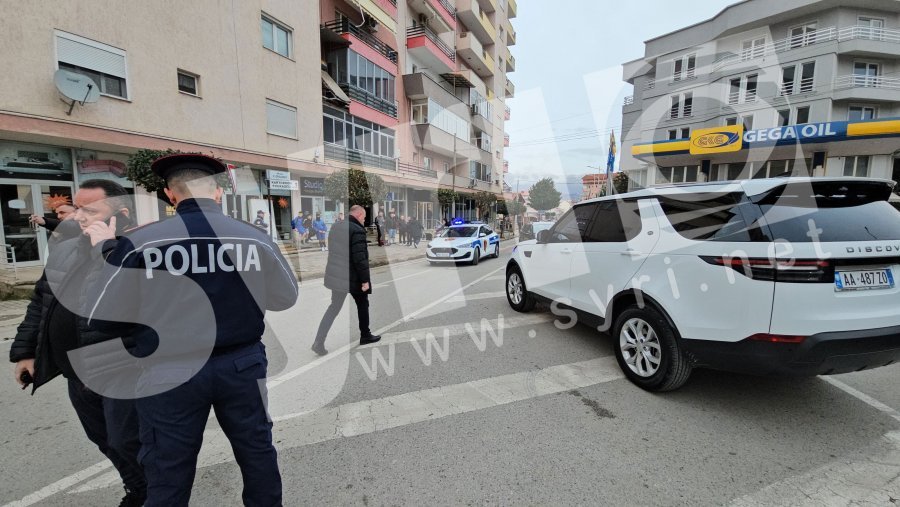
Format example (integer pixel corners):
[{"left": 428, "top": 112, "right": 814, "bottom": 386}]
[
  {"left": 560, "top": 248, "right": 572, "bottom": 254},
  {"left": 621, "top": 249, "right": 643, "bottom": 256}
]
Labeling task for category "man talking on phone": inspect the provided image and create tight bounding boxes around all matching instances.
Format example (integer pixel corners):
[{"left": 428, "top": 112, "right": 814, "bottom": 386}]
[{"left": 9, "top": 179, "right": 146, "bottom": 506}]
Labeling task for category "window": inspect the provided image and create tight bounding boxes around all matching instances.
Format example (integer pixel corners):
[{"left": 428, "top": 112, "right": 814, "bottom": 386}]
[
  {"left": 683, "top": 92, "right": 693, "bottom": 117},
  {"left": 742, "top": 115, "right": 753, "bottom": 131},
  {"left": 673, "top": 53, "right": 696, "bottom": 81},
  {"left": 741, "top": 37, "right": 766, "bottom": 60},
  {"left": 725, "top": 117, "right": 738, "bottom": 126},
  {"left": 668, "top": 130, "right": 678, "bottom": 140},
  {"left": 658, "top": 166, "right": 700, "bottom": 184},
  {"left": 670, "top": 93, "right": 691, "bottom": 119},
  {"left": 843, "top": 155, "right": 870, "bottom": 177},
  {"left": 423, "top": 157, "right": 432, "bottom": 172},
  {"left": 776, "top": 109, "right": 790, "bottom": 127},
  {"left": 795, "top": 106, "right": 810, "bottom": 125},
  {"left": 469, "top": 161, "right": 491, "bottom": 182},
  {"left": 55, "top": 31, "right": 128, "bottom": 99},
  {"left": 858, "top": 17, "right": 885, "bottom": 40},
  {"left": 548, "top": 207, "right": 591, "bottom": 243},
  {"left": 266, "top": 99, "right": 297, "bottom": 138},
  {"left": 177, "top": 70, "right": 198, "bottom": 96},
  {"left": 658, "top": 193, "right": 754, "bottom": 242},
  {"left": 328, "top": 49, "right": 397, "bottom": 116},
  {"left": 715, "top": 163, "right": 746, "bottom": 181},
  {"left": 751, "top": 159, "right": 808, "bottom": 179},
  {"left": 323, "top": 105, "right": 396, "bottom": 159},
  {"left": 670, "top": 96, "right": 680, "bottom": 119},
  {"left": 744, "top": 74, "right": 758, "bottom": 102},
  {"left": 728, "top": 78, "right": 741, "bottom": 105},
  {"left": 789, "top": 21, "right": 817, "bottom": 49},
  {"left": 681, "top": 128, "right": 690, "bottom": 139},
  {"left": 780, "top": 65, "right": 795, "bottom": 95},
  {"left": 581, "top": 201, "right": 642, "bottom": 242},
  {"left": 852, "top": 62, "right": 879, "bottom": 87},
  {"left": 261, "top": 14, "right": 292, "bottom": 58},
  {"left": 799, "top": 62, "right": 815, "bottom": 93},
  {"left": 849, "top": 105, "right": 877, "bottom": 121}
]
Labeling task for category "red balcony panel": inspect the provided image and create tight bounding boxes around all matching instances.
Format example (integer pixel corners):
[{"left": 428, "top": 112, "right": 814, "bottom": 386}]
[
  {"left": 343, "top": 33, "right": 398, "bottom": 72},
  {"left": 427, "top": 0, "right": 457, "bottom": 29},
  {"left": 349, "top": 102, "right": 399, "bottom": 129},
  {"left": 373, "top": 0, "right": 398, "bottom": 17}
]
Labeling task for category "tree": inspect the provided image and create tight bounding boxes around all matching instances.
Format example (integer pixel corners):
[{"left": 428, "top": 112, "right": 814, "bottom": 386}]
[
  {"left": 125, "top": 149, "right": 178, "bottom": 193},
  {"left": 473, "top": 190, "right": 498, "bottom": 219},
  {"left": 323, "top": 168, "right": 387, "bottom": 207},
  {"left": 436, "top": 189, "right": 459, "bottom": 208},
  {"left": 598, "top": 172, "right": 631, "bottom": 197},
  {"left": 527, "top": 178, "right": 561, "bottom": 212},
  {"left": 505, "top": 198, "right": 526, "bottom": 217}
]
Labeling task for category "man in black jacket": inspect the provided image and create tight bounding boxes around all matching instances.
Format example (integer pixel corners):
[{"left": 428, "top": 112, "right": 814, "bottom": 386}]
[
  {"left": 9, "top": 179, "right": 146, "bottom": 506},
  {"left": 312, "top": 205, "right": 381, "bottom": 355}
]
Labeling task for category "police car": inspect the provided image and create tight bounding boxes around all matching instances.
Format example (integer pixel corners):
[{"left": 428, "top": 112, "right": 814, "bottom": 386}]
[{"left": 426, "top": 221, "right": 500, "bottom": 265}]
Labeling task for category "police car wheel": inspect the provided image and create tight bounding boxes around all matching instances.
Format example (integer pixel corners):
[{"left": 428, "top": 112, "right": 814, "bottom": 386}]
[
  {"left": 471, "top": 247, "right": 480, "bottom": 266},
  {"left": 506, "top": 265, "right": 535, "bottom": 312},
  {"left": 492, "top": 243, "right": 500, "bottom": 258},
  {"left": 612, "top": 305, "right": 692, "bottom": 392}
]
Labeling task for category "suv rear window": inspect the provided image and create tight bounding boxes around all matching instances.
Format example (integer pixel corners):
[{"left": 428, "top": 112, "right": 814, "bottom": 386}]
[
  {"left": 756, "top": 180, "right": 900, "bottom": 242},
  {"left": 658, "top": 193, "right": 759, "bottom": 242}
]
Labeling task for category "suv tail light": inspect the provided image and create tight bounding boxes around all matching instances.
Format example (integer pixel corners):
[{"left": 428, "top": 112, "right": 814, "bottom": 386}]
[
  {"left": 746, "top": 333, "right": 807, "bottom": 344},
  {"left": 700, "top": 256, "right": 833, "bottom": 283}
]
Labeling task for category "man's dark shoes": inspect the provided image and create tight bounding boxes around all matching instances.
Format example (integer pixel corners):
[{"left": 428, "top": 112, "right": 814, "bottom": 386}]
[
  {"left": 119, "top": 487, "right": 146, "bottom": 507},
  {"left": 359, "top": 335, "right": 381, "bottom": 345},
  {"left": 311, "top": 343, "right": 328, "bottom": 356}
]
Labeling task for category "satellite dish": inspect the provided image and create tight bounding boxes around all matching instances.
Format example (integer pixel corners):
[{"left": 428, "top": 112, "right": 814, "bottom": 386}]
[{"left": 54, "top": 69, "right": 100, "bottom": 115}]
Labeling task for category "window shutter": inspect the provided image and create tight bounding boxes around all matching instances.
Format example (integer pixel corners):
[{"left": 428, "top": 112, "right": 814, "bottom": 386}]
[
  {"left": 266, "top": 100, "right": 298, "bottom": 138},
  {"left": 57, "top": 35, "right": 126, "bottom": 78}
]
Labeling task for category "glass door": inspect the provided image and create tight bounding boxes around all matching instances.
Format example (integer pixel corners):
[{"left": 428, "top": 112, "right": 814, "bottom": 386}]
[
  {"left": 853, "top": 62, "right": 879, "bottom": 88},
  {"left": 0, "top": 182, "right": 74, "bottom": 266}
]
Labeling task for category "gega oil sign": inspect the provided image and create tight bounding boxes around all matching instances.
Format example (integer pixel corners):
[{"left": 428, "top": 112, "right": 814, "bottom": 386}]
[{"left": 689, "top": 125, "right": 744, "bottom": 155}]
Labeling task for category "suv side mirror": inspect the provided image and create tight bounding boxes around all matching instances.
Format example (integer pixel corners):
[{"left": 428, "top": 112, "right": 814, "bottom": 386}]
[
  {"left": 479, "top": 232, "right": 487, "bottom": 238},
  {"left": 536, "top": 229, "right": 550, "bottom": 243}
]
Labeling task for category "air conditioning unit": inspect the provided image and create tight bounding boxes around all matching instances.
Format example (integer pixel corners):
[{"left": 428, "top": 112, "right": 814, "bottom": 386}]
[
  {"left": 364, "top": 16, "right": 379, "bottom": 32},
  {"left": 468, "top": 179, "right": 476, "bottom": 188},
  {"left": 418, "top": 13, "right": 429, "bottom": 24}
]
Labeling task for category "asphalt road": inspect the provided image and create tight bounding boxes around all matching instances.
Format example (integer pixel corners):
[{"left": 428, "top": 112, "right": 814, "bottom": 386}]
[{"left": 1, "top": 242, "right": 899, "bottom": 506}]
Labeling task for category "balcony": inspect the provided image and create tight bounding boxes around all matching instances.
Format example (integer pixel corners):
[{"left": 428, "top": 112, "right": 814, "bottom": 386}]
[
  {"left": 503, "top": 133, "right": 509, "bottom": 147},
  {"left": 833, "top": 74, "right": 900, "bottom": 103},
  {"left": 476, "top": 0, "right": 496, "bottom": 13},
  {"left": 504, "top": 105, "right": 510, "bottom": 120},
  {"left": 457, "top": 32, "right": 494, "bottom": 78},
  {"left": 397, "top": 161, "right": 438, "bottom": 179},
  {"left": 837, "top": 26, "right": 900, "bottom": 58},
  {"left": 508, "top": 0, "right": 517, "bottom": 18},
  {"left": 322, "top": 20, "right": 398, "bottom": 65},
  {"left": 457, "top": 0, "right": 497, "bottom": 46},
  {"left": 411, "top": 124, "right": 475, "bottom": 159},
  {"left": 324, "top": 143, "right": 396, "bottom": 171},
  {"left": 503, "top": 160, "right": 509, "bottom": 173},
  {"left": 505, "top": 51, "right": 515, "bottom": 72},
  {"left": 342, "top": 83, "right": 399, "bottom": 118},
  {"left": 504, "top": 78, "right": 515, "bottom": 98},
  {"left": 623, "top": 95, "right": 634, "bottom": 106},
  {"left": 712, "top": 26, "right": 838, "bottom": 71},
  {"left": 407, "top": 0, "right": 456, "bottom": 33},
  {"left": 407, "top": 25, "right": 456, "bottom": 74},
  {"left": 506, "top": 24, "right": 516, "bottom": 46}
]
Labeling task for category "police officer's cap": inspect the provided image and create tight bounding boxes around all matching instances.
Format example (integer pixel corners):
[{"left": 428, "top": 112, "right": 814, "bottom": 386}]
[{"left": 151, "top": 153, "right": 226, "bottom": 181}]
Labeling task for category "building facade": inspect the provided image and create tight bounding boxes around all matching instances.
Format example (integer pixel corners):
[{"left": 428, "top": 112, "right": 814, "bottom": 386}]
[
  {"left": 581, "top": 173, "right": 609, "bottom": 200},
  {"left": 620, "top": 0, "right": 900, "bottom": 190},
  {"left": 0, "top": 0, "right": 515, "bottom": 265}
]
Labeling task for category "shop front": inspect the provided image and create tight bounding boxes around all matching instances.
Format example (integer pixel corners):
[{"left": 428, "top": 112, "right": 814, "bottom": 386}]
[{"left": 298, "top": 177, "right": 337, "bottom": 224}]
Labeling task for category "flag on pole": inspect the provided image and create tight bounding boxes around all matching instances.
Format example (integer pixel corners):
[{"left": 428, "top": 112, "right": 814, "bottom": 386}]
[{"left": 606, "top": 131, "right": 617, "bottom": 194}]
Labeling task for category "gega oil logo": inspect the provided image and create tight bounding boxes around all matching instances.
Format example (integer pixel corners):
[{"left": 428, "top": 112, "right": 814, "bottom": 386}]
[{"left": 689, "top": 125, "right": 744, "bottom": 155}]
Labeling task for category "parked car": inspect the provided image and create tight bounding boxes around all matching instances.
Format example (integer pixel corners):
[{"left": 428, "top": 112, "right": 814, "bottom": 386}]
[
  {"left": 519, "top": 221, "right": 555, "bottom": 242},
  {"left": 426, "top": 222, "right": 500, "bottom": 265},
  {"left": 506, "top": 177, "right": 900, "bottom": 391}
]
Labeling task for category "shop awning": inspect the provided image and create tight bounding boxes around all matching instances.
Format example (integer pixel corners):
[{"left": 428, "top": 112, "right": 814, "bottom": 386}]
[{"left": 322, "top": 70, "right": 351, "bottom": 106}]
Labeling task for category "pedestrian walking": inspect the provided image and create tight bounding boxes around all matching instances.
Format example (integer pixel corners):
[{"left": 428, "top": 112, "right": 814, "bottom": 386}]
[
  {"left": 409, "top": 218, "right": 424, "bottom": 248},
  {"left": 398, "top": 215, "right": 407, "bottom": 245},
  {"left": 302, "top": 212, "right": 313, "bottom": 244},
  {"left": 313, "top": 213, "right": 328, "bottom": 251},
  {"left": 86, "top": 154, "right": 299, "bottom": 506},
  {"left": 387, "top": 211, "right": 398, "bottom": 246},
  {"left": 312, "top": 205, "right": 381, "bottom": 356},
  {"left": 374, "top": 211, "right": 385, "bottom": 247},
  {"left": 291, "top": 210, "right": 305, "bottom": 248},
  {"left": 29, "top": 203, "right": 76, "bottom": 232},
  {"left": 10, "top": 180, "right": 146, "bottom": 506}
]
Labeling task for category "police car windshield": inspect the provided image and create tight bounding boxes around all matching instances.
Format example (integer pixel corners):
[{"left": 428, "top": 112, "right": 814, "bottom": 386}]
[{"left": 441, "top": 226, "right": 479, "bottom": 238}]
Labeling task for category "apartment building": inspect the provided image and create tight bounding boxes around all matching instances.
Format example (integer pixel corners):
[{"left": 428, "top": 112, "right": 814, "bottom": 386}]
[
  {"left": 581, "top": 173, "right": 609, "bottom": 200},
  {"left": 320, "top": 0, "right": 516, "bottom": 223},
  {"left": 0, "top": 0, "right": 515, "bottom": 266},
  {"left": 620, "top": 0, "right": 900, "bottom": 189}
]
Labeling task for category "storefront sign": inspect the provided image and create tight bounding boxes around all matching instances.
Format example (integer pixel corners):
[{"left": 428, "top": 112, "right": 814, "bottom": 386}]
[
  {"left": 689, "top": 125, "right": 744, "bottom": 155},
  {"left": 79, "top": 159, "right": 127, "bottom": 177},
  {"left": 300, "top": 177, "right": 324, "bottom": 196},
  {"left": 744, "top": 122, "right": 843, "bottom": 146},
  {"left": 266, "top": 170, "right": 298, "bottom": 191}
]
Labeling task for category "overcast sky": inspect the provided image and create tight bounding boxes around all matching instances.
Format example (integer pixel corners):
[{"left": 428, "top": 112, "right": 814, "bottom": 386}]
[{"left": 505, "top": 0, "right": 738, "bottom": 199}]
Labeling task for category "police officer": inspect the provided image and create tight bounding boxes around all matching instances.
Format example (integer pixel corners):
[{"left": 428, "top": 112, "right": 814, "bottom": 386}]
[{"left": 87, "top": 154, "right": 298, "bottom": 506}]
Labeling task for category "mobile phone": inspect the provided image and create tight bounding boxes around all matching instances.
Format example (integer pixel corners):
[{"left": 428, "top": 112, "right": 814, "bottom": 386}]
[{"left": 20, "top": 370, "right": 33, "bottom": 390}]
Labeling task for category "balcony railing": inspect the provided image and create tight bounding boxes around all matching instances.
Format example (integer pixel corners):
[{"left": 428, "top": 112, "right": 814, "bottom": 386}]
[
  {"left": 342, "top": 82, "right": 398, "bottom": 118},
  {"left": 779, "top": 77, "right": 815, "bottom": 96},
  {"left": 407, "top": 25, "right": 455, "bottom": 62},
  {"left": 644, "top": 78, "right": 655, "bottom": 90},
  {"left": 324, "top": 143, "right": 397, "bottom": 171},
  {"left": 503, "top": 134, "right": 510, "bottom": 147},
  {"left": 834, "top": 74, "right": 900, "bottom": 90},
  {"left": 623, "top": 95, "right": 634, "bottom": 106},
  {"left": 397, "top": 162, "right": 438, "bottom": 179},
  {"left": 435, "top": 0, "right": 456, "bottom": 18},
  {"left": 504, "top": 105, "right": 511, "bottom": 120},
  {"left": 323, "top": 19, "right": 399, "bottom": 64},
  {"left": 838, "top": 25, "right": 900, "bottom": 44}
]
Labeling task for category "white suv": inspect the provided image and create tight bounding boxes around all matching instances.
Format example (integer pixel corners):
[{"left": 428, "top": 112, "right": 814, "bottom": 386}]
[{"left": 505, "top": 178, "right": 900, "bottom": 391}]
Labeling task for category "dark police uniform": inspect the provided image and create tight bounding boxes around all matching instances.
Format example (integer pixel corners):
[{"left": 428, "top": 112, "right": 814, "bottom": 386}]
[{"left": 90, "top": 154, "right": 298, "bottom": 506}]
